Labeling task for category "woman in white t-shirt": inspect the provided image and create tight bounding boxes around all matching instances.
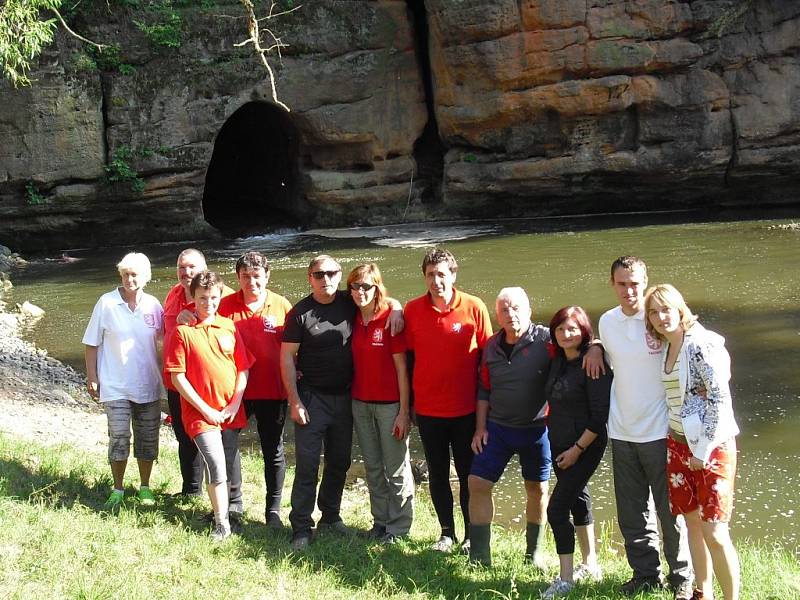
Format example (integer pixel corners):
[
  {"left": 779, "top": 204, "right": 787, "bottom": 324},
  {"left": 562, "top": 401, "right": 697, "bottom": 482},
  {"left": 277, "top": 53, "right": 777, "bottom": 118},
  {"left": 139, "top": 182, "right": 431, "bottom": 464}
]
[
  {"left": 645, "top": 284, "right": 740, "bottom": 600},
  {"left": 83, "top": 253, "right": 164, "bottom": 511}
]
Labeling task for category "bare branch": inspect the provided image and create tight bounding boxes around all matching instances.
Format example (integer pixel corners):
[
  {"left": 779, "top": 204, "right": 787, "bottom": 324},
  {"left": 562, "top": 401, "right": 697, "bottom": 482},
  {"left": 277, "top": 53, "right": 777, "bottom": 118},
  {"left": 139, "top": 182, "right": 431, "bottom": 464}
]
[
  {"left": 257, "top": 4, "right": 302, "bottom": 22},
  {"left": 52, "top": 8, "right": 106, "bottom": 50},
  {"left": 238, "top": 0, "right": 291, "bottom": 111}
]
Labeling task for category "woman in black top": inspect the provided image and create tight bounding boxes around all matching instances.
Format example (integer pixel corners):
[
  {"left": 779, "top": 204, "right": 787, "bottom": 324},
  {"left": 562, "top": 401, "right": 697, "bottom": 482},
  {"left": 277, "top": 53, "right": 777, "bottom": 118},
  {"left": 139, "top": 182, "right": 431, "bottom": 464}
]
[{"left": 542, "top": 306, "right": 612, "bottom": 599}]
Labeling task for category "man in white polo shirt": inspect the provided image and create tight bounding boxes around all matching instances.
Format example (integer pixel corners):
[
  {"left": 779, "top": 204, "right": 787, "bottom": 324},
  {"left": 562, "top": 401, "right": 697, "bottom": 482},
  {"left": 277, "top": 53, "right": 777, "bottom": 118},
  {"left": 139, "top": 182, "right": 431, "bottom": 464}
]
[{"left": 598, "top": 256, "right": 693, "bottom": 599}]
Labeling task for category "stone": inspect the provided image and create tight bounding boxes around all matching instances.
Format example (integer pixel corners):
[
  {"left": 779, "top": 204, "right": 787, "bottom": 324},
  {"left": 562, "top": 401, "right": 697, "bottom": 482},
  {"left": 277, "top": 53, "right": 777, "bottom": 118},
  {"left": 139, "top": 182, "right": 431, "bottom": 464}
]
[{"left": 19, "top": 302, "right": 45, "bottom": 319}]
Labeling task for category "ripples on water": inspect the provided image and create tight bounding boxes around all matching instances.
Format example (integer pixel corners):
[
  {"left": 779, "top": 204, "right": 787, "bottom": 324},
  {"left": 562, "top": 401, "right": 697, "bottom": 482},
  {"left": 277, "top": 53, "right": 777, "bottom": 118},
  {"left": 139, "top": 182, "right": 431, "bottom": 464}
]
[{"left": 7, "top": 212, "right": 800, "bottom": 555}]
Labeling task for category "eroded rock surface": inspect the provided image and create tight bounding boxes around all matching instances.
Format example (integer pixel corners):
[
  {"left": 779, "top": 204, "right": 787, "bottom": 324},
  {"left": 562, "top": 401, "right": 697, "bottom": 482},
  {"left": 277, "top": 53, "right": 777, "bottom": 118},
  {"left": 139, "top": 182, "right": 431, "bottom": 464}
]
[
  {"left": 0, "top": 0, "right": 798, "bottom": 249},
  {"left": 428, "top": 0, "right": 800, "bottom": 214}
]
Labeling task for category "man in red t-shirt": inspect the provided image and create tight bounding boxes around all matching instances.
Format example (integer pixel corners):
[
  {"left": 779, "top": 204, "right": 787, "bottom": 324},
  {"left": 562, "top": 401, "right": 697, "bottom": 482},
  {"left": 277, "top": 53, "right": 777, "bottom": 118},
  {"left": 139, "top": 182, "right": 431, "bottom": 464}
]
[
  {"left": 403, "top": 248, "right": 492, "bottom": 553},
  {"left": 163, "top": 248, "right": 208, "bottom": 497},
  {"left": 218, "top": 251, "right": 293, "bottom": 529}
]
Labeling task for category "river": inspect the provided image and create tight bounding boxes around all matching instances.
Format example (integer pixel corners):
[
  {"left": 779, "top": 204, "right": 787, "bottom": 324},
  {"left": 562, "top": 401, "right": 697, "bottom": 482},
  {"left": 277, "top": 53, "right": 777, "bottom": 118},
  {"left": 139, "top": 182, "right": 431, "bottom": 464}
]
[{"left": 6, "top": 211, "right": 799, "bottom": 554}]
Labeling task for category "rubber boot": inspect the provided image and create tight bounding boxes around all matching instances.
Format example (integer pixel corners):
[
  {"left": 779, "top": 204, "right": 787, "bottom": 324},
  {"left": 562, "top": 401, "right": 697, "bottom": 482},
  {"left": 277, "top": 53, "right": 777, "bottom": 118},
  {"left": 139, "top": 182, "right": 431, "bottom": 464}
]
[
  {"left": 525, "top": 522, "right": 544, "bottom": 567},
  {"left": 469, "top": 523, "right": 492, "bottom": 566}
]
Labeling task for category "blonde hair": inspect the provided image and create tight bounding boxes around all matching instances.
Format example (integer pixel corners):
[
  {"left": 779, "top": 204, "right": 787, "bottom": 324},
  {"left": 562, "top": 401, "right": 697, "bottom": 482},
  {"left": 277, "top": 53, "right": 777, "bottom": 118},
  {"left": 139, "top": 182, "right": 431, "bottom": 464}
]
[
  {"left": 346, "top": 263, "right": 388, "bottom": 312},
  {"left": 644, "top": 284, "right": 697, "bottom": 340},
  {"left": 117, "top": 252, "right": 152, "bottom": 285}
]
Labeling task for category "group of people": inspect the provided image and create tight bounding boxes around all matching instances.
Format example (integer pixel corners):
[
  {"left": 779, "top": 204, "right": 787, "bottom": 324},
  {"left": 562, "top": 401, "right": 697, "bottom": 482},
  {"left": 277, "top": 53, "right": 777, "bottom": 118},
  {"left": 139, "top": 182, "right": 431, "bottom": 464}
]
[{"left": 82, "top": 248, "right": 740, "bottom": 600}]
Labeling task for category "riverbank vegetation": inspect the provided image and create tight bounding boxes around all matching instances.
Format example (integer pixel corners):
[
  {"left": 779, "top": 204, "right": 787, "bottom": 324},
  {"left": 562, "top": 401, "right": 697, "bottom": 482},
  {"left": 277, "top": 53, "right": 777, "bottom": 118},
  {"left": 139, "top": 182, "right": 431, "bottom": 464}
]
[{"left": 0, "top": 434, "right": 796, "bottom": 599}]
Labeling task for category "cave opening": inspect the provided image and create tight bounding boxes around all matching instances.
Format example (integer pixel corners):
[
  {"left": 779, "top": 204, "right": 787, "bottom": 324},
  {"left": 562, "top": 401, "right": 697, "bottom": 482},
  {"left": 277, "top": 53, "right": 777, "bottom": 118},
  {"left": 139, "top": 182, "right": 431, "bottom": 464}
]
[
  {"left": 407, "top": 0, "right": 445, "bottom": 204},
  {"left": 202, "top": 101, "right": 303, "bottom": 235}
]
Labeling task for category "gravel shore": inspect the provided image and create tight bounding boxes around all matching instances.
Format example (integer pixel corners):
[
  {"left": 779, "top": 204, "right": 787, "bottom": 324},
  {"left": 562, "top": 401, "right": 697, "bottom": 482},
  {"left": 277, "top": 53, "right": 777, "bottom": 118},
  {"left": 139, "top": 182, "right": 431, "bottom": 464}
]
[{"left": 0, "top": 259, "right": 174, "bottom": 453}]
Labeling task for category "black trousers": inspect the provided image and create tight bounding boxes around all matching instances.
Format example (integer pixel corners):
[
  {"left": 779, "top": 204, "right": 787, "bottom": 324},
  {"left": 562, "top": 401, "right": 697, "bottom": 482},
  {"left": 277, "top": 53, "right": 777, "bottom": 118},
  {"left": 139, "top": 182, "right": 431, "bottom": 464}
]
[
  {"left": 416, "top": 412, "right": 475, "bottom": 541},
  {"left": 547, "top": 435, "right": 607, "bottom": 555},
  {"left": 289, "top": 387, "right": 353, "bottom": 535},
  {"left": 168, "top": 390, "right": 242, "bottom": 510},
  {"left": 245, "top": 399, "right": 287, "bottom": 515}
]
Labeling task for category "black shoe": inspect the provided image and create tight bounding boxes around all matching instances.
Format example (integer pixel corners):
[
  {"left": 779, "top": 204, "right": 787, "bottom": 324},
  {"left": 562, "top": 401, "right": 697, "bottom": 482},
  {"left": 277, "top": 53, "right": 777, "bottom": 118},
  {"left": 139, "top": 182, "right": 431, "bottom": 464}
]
[
  {"left": 620, "top": 576, "right": 664, "bottom": 595},
  {"left": 229, "top": 510, "right": 243, "bottom": 534},
  {"left": 316, "top": 520, "right": 354, "bottom": 536},
  {"left": 381, "top": 532, "right": 405, "bottom": 545},
  {"left": 266, "top": 511, "right": 284, "bottom": 530},
  {"left": 364, "top": 524, "right": 387, "bottom": 540},
  {"left": 291, "top": 533, "right": 311, "bottom": 551}
]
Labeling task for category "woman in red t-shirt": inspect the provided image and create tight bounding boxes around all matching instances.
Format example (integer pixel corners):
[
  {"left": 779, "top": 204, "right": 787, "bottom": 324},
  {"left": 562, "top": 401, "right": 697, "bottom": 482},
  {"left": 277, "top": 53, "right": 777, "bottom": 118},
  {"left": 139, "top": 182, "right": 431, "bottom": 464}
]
[
  {"left": 166, "top": 271, "right": 254, "bottom": 542},
  {"left": 347, "top": 263, "right": 414, "bottom": 543}
]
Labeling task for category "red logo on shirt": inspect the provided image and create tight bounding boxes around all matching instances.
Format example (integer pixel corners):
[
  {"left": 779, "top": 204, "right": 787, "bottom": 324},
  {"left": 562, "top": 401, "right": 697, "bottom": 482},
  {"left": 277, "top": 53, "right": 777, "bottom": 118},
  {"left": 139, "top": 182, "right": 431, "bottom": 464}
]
[
  {"left": 645, "top": 330, "right": 662, "bottom": 351},
  {"left": 372, "top": 328, "right": 384, "bottom": 344}
]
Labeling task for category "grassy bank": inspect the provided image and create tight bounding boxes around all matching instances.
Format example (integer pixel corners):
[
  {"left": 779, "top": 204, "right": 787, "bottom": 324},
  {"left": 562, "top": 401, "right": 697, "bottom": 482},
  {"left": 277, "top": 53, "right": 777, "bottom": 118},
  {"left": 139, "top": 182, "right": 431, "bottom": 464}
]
[{"left": 0, "top": 434, "right": 797, "bottom": 599}]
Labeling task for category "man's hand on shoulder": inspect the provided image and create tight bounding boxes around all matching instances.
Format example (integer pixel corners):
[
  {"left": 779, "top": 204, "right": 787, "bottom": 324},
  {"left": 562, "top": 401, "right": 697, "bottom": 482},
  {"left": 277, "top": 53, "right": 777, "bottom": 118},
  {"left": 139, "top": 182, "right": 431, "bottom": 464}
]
[
  {"left": 582, "top": 342, "right": 606, "bottom": 379},
  {"left": 385, "top": 297, "right": 405, "bottom": 335}
]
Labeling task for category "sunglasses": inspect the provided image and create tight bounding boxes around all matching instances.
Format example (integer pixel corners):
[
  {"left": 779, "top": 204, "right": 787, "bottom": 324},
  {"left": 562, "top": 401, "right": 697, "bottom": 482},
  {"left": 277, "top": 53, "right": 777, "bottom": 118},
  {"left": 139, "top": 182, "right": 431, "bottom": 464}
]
[
  {"left": 349, "top": 282, "right": 375, "bottom": 292},
  {"left": 310, "top": 270, "right": 341, "bottom": 280}
]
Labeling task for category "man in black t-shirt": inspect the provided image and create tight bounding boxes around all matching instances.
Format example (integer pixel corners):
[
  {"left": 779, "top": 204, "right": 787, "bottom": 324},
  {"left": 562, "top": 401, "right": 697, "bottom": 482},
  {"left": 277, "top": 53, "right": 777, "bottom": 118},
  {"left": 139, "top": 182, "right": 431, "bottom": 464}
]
[{"left": 280, "top": 254, "right": 357, "bottom": 549}]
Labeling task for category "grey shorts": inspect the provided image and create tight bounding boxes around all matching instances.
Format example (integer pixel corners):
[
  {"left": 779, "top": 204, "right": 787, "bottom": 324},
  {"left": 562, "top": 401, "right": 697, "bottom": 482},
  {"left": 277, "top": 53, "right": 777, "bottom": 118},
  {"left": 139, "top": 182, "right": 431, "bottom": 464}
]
[{"left": 103, "top": 399, "right": 161, "bottom": 462}]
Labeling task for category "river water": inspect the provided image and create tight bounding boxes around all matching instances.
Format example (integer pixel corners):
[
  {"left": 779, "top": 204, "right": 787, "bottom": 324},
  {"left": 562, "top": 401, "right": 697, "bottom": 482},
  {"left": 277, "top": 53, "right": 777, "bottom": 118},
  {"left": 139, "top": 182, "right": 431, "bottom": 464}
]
[{"left": 7, "top": 212, "right": 799, "bottom": 554}]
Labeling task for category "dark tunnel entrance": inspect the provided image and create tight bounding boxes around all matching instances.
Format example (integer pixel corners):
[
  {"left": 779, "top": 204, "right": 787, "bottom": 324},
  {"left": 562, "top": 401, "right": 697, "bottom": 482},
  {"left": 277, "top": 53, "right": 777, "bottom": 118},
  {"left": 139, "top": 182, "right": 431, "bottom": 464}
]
[{"left": 202, "top": 102, "right": 302, "bottom": 235}]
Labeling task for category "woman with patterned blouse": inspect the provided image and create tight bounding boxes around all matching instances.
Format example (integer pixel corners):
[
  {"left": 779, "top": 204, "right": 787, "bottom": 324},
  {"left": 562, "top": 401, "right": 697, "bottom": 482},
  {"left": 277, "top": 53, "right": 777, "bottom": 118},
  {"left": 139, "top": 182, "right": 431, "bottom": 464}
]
[{"left": 645, "top": 284, "right": 740, "bottom": 600}]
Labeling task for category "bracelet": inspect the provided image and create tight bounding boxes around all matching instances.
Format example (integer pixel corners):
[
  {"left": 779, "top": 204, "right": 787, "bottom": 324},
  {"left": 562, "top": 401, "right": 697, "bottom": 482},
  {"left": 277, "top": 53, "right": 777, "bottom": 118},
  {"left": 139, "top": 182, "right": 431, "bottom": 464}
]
[{"left": 574, "top": 441, "right": 586, "bottom": 451}]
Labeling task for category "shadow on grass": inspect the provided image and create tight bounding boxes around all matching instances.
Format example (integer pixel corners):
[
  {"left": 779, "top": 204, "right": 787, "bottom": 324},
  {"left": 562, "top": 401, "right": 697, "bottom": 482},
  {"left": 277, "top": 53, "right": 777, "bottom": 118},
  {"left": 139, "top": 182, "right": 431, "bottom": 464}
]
[
  {"left": 0, "top": 445, "right": 640, "bottom": 598},
  {"left": 0, "top": 450, "right": 224, "bottom": 536}
]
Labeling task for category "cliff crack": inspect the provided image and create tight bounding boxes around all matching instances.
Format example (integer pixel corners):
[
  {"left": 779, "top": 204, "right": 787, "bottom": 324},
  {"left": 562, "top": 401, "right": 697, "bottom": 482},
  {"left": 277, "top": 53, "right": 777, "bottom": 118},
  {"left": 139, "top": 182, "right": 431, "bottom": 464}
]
[
  {"left": 724, "top": 85, "right": 738, "bottom": 187},
  {"left": 99, "top": 74, "right": 110, "bottom": 166},
  {"left": 407, "top": 0, "right": 445, "bottom": 206}
]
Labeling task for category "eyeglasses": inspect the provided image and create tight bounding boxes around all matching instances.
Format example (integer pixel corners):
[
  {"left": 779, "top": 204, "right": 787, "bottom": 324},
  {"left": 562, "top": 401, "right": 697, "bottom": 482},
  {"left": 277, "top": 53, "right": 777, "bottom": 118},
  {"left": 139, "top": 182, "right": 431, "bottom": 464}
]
[
  {"left": 349, "top": 282, "right": 375, "bottom": 292},
  {"left": 310, "top": 270, "right": 341, "bottom": 280}
]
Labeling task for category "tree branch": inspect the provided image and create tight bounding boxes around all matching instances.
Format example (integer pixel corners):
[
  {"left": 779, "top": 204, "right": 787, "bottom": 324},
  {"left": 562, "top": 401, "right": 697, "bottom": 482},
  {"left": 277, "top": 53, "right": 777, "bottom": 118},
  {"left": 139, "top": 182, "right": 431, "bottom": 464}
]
[
  {"left": 238, "top": 0, "right": 295, "bottom": 112},
  {"left": 52, "top": 7, "right": 106, "bottom": 50}
]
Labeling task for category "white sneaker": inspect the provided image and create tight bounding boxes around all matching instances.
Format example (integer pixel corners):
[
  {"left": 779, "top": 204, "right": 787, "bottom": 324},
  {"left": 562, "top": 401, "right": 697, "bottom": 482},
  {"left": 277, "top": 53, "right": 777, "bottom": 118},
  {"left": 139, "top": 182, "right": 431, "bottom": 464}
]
[
  {"left": 573, "top": 563, "right": 602, "bottom": 582},
  {"left": 542, "top": 577, "right": 574, "bottom": 599}
]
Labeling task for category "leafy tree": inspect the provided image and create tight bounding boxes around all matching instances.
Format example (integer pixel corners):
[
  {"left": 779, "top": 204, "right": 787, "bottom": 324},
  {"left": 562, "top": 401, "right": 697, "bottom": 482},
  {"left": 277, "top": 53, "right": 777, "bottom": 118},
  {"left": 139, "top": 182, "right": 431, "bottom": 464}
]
[{"left": 0, "top": 0, "right": 60, "bottom": 87}]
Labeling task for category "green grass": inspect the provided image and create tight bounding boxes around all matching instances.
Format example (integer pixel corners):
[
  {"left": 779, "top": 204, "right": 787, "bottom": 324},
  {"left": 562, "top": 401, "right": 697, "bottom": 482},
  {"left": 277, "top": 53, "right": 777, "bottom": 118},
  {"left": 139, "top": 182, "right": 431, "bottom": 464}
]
[{"left": 0, "top": 434, "right": 797, "bottom": 599}]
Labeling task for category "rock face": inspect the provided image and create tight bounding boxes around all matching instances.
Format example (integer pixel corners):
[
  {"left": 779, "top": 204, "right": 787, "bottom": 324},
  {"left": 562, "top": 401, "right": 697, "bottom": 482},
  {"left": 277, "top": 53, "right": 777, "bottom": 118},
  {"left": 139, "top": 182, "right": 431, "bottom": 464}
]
[
  {"left": 428, "top": 0, "right": 800, "bottom": 215},
  {"left": 0, "top": 0, "right": 798, "bottom": 250}
]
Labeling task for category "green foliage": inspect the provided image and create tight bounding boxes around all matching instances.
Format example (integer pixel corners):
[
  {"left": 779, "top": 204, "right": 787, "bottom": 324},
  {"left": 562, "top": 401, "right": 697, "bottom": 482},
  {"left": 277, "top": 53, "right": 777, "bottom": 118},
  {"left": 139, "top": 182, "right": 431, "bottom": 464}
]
[
  {"left": 70, "top": 51, "right": 97, "bottom": 73},
  {"left": 89, "top": 44, "right": 123, "bottom": 71},
  {"left": 134, "top": 1, "right": 183, "bottom": 49},
  {"left": 25, "top": 183, "right": 46, "bottom": 205},
  {"left": 463, "top": 153, "right": 478, "bottom": 163},
  {"left": 118, "top": 63, "right": 135, "bottom": 76},
  {"left": 105, "top": 146, "right": 146, "bottom": 193},
  {"left": 705, "top": 0, "right": 756, "bottom": 38},
  {"left": 0, "top": 0, "right": 61, "bottom": 87}
]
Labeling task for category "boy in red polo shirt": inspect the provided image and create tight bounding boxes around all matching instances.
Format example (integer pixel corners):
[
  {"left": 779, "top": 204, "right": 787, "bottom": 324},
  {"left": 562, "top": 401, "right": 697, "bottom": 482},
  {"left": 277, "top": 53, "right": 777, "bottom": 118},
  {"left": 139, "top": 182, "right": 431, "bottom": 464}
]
[
  {"left": 218, "top": 251, "right": 293, "bottom": 528},
  {"left": 165, "top": 271, "right": 254, "bottom": 541}
]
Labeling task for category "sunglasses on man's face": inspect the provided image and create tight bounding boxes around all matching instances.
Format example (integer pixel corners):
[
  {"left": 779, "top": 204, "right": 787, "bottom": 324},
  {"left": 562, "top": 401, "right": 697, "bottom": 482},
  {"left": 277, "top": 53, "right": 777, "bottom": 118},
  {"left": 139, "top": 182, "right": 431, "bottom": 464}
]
[
  {"left": 349, "top": 282, "right": 375, "bottom": 292},
  {"left": 310, "top": 270, "right": 341, "bottom": 280}
]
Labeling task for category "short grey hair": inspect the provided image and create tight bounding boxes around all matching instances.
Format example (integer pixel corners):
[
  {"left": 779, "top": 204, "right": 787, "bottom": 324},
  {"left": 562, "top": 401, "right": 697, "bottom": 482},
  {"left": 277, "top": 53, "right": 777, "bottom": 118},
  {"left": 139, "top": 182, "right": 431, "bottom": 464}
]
[
  {"left": 308, "top": 254, "right": 341, "bottom": 275},
  {"left": 117, "top": 252, "right": 152, "bottom": 285},
  {"left": 177, "top": 248, "right": 206, "bottom": 268},
  {"left": 496, "top": 287, "right": 531, "bottom": 312}
]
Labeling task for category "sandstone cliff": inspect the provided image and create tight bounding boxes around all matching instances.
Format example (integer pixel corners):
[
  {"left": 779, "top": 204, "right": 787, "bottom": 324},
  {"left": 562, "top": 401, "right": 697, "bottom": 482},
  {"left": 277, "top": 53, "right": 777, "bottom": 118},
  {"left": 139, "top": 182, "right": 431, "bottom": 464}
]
[{"left": 0, "top": 0, "right": 797, "bottom": 250}]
